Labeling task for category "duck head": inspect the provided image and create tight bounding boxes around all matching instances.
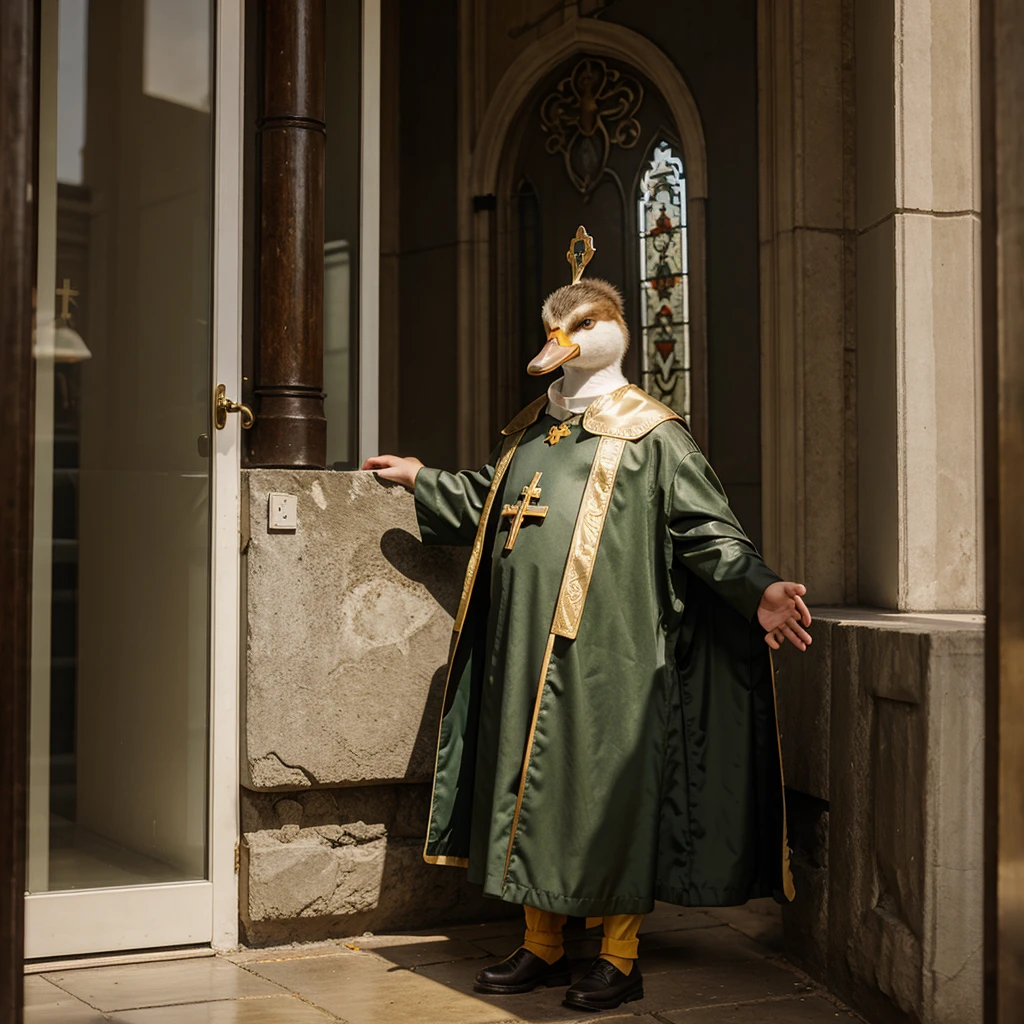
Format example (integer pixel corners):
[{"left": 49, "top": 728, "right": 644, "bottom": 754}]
[{"left": 527, "top": 278, "right": 630, "bottom": 378}]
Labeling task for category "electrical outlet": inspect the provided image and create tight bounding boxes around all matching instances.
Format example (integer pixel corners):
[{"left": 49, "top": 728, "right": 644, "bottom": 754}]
[{"left": 268, "top": 492, "right": 298, "bottom": 532}]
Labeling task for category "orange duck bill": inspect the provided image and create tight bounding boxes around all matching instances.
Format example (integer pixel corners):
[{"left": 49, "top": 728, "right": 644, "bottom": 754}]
[{"left": 527, "top": 328, "right": 580, "bottom": 376}]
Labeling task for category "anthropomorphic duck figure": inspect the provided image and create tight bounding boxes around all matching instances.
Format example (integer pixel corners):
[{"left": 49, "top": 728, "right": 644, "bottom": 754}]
[{"left": 363, "top": 227, "right": 811, "bottom": 1012}]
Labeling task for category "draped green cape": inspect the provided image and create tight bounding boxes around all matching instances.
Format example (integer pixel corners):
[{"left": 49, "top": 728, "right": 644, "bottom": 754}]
[{"left": 413, "top": 385, "right": 795, "bottom": 916}]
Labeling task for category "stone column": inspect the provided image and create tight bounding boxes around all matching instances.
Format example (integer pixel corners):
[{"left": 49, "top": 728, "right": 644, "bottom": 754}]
[
  {"left": 249, "top": 0, "right": 327, "bottom": 468},
  {"left": 758, "top": 0, "right": 857, "bottom": 604},
  {"left": 856, "top": 0, "right": 983, "bottom": 611}
]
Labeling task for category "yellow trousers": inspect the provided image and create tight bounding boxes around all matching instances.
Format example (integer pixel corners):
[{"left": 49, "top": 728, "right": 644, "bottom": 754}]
[{"left": 522, "top": 905, "right": 642, "bottom": 975}]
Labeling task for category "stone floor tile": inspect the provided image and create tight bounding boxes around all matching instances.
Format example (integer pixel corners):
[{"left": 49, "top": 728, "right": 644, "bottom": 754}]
[
  {"left": 242, "top": 949, "right": 513, "bottom": 1024},
  {"left": 109, "top": 994, "right": 338, "bottom": 1023},
  {"left": 223, "top": 941, "right": 363, "bottom": 965},
  {"left": 353, "top": 933, "right": 489, "bottom": 967},
  {"left": 43, "top": 957, "right": 286, "bottom": 1012},
  {"left": 659, "top": 994, "right": 863, "bottom": 1021},
  {"left": 640, "top": 925, "right": 770, "bottom": 968},
  {"left": 639, "top": 905, "right": 720, "bottom": 934},
  {"left": 705, "top": 901, "right": 785, "bottom": 953},
  {"left": 404, "top": 914, "right": 523, "bottom": 942},
  {"left": 415, "top": 956, "right": 585, "bottom": 1023},
  {"left": 625, "top": 959, "right": 814, "bottom": 1015},
  {"left": 24, "top": 976, "right": 109, "bottom": 1024}
]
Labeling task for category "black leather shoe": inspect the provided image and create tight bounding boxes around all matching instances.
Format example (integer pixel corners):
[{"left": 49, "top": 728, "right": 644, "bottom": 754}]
[
  {"left": 474, "top": 947, "right": 572, "bottom": 994},
  {"left": 562, "top": 957, "right": 644, "bottom": 1011}
]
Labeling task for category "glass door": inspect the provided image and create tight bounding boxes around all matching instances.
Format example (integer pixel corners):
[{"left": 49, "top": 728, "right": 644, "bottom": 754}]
[{"left": 25, "top": 0, "right": 242, "bottom": 959}]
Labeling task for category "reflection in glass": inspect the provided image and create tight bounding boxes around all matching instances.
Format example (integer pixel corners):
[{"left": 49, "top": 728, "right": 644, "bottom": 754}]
[
  {"left": 324, "top": 0, "right": 362, "bottom": 467},
  {"left": 637, "top": 140, "right": 690, "bottom": 419},
  {"left": 29, "top": 0, "right": 213, "bottom": 893}
]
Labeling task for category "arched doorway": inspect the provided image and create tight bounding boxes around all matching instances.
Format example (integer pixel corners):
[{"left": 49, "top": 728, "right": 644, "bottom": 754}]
[
  {"left": 496, "top": 54, "right": 706, "bottom": 443},
  {"left": 458, "top": 20, "right": 708, "bottom": 464}
]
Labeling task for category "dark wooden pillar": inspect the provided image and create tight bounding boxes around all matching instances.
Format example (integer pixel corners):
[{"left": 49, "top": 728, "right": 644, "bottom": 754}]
[
  {"left": 250, "top": 0, "right": 327, "bottom": 467},
  {"left": 982, "top": 0, "right": 1024, "bottom": 1019},
  {"left": 0, "top": 0, "right": 37, "bottom": 1017}
]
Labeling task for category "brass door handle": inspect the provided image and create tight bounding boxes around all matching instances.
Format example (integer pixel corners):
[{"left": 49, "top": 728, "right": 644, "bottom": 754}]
[{"left": 215, "top": 383, "right": 255, "bottom": 430}]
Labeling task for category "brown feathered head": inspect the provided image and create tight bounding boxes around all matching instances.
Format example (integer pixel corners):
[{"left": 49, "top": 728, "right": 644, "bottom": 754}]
[{"left": 529, "top": 278, "right": 630, "bottom": 376}]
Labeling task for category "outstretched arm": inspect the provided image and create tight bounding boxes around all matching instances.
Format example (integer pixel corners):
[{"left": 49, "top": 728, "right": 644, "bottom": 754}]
[
  {"left": 362, "top": 449, "right": 500, "bottom": 547},
  {"left": 668, "top": 451, "right": 812, "bottom": 651}
]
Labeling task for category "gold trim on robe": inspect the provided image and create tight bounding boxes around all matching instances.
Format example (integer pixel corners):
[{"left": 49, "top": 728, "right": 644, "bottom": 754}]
[
  {"left": 423, "top": 428, "right": 527, "bottom": 865},
  {"left": 551, "top": 436, "right": 627, "bottom": 639},
  {"left": 503, "top": 632, "right": 557, "bottom": 881}
]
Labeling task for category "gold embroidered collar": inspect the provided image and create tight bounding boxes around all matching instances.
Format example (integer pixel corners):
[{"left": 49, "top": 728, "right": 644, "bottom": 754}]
[{"left": 501, "top": 384, "right": 681, "bottom": 441}]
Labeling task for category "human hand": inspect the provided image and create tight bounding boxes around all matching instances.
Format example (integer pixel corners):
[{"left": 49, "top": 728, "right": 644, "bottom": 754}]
[
  {"left": 757, "top": 582, "right": 812, "bottom": 651},
  {"left": 361, "top": 454, "right": 424, "bottom": 491}
]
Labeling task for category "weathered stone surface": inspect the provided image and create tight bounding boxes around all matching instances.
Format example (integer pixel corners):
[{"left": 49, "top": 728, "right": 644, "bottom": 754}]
[
  {"left": 242, "top": 469, "right": 467, "bottom": 789},
  {"left": 244, "top": 823, "right": 389, "bottom": 921},
  {"left": 781, "top": 610, "right": 983, "bottom": 1024},
  {"left": 240, "top": 828, "right": 514, "bottom": 946},
  {"left": 241, "top": 782, "right": 433, "bottom": 840}
]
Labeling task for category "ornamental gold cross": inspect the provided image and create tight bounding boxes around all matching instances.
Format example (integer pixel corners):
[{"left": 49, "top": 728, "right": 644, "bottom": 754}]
[{"left": 500, "top": 472, "right": 549, "bottom": 551}]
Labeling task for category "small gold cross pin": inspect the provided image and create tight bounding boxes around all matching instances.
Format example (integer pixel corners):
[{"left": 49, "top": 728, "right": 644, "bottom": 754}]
[
  {"left": 500, "top": 472, "right": 549, "bottom": 551},
  {"left": 545, "top": 423, "right": 572, "bottom": 446}
]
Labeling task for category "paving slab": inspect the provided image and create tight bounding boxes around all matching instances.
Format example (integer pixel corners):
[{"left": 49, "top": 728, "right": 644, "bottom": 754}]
[
  {"left": 705, "top": 902, "right": 785, "bottom": 952},
  {"left": 223, "top": 941, "right": 364, "bottom": 965},
  {"left": 353, "top": 933, "right": 489, "bottom": 967},
  {"left": 24, "top": 976, "right": 108, "bottom": 1024},
  {"left": 638, "top": 906, "right": 721, "bottom": 934},
  {"left": 639, "top": 925, "right": 771, "bottom": 969},
  {"left": 660, "top": 994, "right": 862, "bottom": 1021},
  {"left": 629, "top": 959, "right": 815, "bottom": 1014},
  {"left": 109, "top": 995, "right": 338, "bottom": 1023},
  {"left": 241, "top": 948, "right": 512, "bottom": 1024},
  {"left": 415, "top": 956, "right": 586, "bottom": 1024},
  {"left": 43, "top": 957, "right": 286, "bottom": 1012}
]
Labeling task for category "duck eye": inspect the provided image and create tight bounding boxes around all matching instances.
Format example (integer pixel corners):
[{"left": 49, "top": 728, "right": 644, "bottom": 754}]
[{"left": 581, "top": 318, "right": 594, "bottom": 329}]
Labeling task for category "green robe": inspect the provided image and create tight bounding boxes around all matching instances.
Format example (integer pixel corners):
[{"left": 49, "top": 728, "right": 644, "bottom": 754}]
[{"left": 414, "top": 385, "right": 795, "bottom": 917}]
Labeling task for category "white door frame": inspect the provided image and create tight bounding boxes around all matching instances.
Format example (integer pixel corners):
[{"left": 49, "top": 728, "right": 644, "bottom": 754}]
[
  {"left": 24, "top": 0, "right": 243, "bottom": 959},
  {"left": 208, "top": 0, "right": 244, "bottom": 952}
]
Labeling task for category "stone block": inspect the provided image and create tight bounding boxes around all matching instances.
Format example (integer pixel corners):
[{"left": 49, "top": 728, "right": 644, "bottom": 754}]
[
  {"left": 240, "top": 828, "right": 513, "bottom": 946},
  {"left": 897, "top": 212, "right": 983, "bottom": 612},
  {"left": 243, "top": 469, "right": 467, "bottom": 789},
  {"left": 241, "top": 783, "right": 433, "bottom": 840},
  {"left": 855, "top": 0, "right": 898, "bottom": 230},
  {"left": 813, "top": 611, "right": 984, "bottom": 1024},
  {"left": 798, "top": 0, "right": 849, "bottom": 231},
  {"left": 856, "top": 218, "right": 899, "bottom": 608},
  {"left": 895, "top": 0, "right": 980, "bottom": 214}
]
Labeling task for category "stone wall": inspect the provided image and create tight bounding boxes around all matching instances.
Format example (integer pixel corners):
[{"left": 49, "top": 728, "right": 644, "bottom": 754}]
[
  {"left": 776, "top": 610, "right": 984, "bottom": 1024},
  {"left": 239, "top": 469, "right": 513, "bottom": 944}
]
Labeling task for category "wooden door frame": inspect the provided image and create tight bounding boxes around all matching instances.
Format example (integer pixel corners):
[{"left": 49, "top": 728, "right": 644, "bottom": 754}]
[
  {"left": 0, "top": 0, "right": 38, "bottom": 1017},
  {"left": 981, "top": 0, "right": 1024, "bottom": 1018}
]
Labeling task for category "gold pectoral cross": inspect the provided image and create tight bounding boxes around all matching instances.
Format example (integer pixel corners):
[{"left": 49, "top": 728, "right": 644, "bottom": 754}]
[
  {"left": 545, "top": 423, "right": 572, "bottom": 446},
  {"left": 500, "top": 472, "right": 549, "bottom": 551}
]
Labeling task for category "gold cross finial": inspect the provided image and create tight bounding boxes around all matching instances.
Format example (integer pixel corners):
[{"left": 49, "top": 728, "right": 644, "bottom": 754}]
[
  {"left": 56, "top": 278, "right": 79, "bottom": 322},
  {"left": 566, "top": 225, "right": 595, "bottom": 284},
  {"left": 500, "top": 472, "right": 549, "bottom": 551},
  {"left": 545, "top": 423, "right": 572, "bottom": 446}
]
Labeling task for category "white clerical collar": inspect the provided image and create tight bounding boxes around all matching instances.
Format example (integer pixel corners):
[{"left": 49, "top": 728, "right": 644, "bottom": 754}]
[{"left": 545, "top": 377, "right": 622, "bottom": 419}]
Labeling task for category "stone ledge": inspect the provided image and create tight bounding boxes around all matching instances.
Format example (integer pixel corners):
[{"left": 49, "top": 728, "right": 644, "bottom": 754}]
[{"left": 777, "top": 607, "right": 984, "bottom": 1024}]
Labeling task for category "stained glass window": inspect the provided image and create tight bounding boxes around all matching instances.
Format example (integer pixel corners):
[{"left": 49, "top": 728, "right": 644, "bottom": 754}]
[{"left": 638, "top": 141, "right": 689, "bottom": 420}]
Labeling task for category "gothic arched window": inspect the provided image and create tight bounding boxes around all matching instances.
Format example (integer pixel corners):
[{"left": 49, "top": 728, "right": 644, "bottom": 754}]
[{"left": 638, "top": 140, "right": 689, "bottom": 419}]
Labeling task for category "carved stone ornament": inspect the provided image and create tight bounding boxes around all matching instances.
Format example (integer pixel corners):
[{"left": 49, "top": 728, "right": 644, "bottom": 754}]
[{"left": 540, "top": 57, "right": 643, "bottom": 195}]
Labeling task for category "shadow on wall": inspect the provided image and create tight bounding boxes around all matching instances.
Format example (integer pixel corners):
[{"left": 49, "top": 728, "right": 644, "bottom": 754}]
[{"left": 380, "top": 526, "right": 463, "bottom": 620}]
